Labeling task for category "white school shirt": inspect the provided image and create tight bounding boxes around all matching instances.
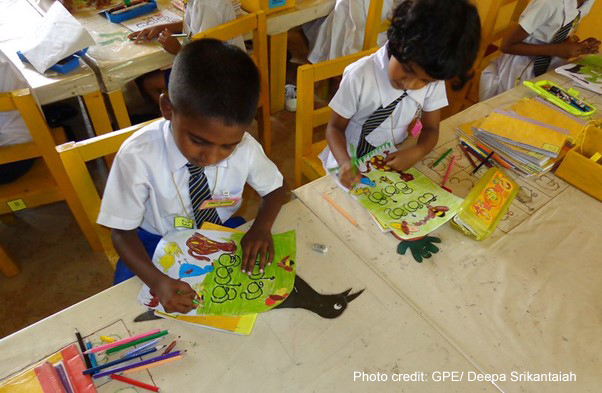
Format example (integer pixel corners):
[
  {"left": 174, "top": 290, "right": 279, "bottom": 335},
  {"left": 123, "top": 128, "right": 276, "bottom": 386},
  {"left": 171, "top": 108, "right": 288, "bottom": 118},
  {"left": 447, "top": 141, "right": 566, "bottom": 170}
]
[
  {"left": 305, "top": 0, "right": 394, "bottom": 64},
  {"left": 97, "top": 119, "right": 283, "bottom": 236},
  {"left": 319, "top": 44, "right": 448, "bottom": 171},
  {"left": 0, "top": 50, "right": 31, "bottom": 147},
  {"left": 479, "top": 0, "right": 595, "bottom": 100},
  {"left": 183, "top": 0, "right": 244, "bottom": 50}
]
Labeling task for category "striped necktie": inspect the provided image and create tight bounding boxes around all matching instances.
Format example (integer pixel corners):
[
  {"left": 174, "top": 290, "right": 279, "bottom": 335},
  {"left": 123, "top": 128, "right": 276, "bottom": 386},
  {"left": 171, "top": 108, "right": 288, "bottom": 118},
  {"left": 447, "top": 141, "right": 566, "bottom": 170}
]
[
  {"left": 186, "top": 163, "right": 222, "bottom": 228},
  {"left": 532, "top": 14, "right": 578, "bottom": 77},
  {"left": 356, "top": 92, "right": 408, "bottom": 158}
]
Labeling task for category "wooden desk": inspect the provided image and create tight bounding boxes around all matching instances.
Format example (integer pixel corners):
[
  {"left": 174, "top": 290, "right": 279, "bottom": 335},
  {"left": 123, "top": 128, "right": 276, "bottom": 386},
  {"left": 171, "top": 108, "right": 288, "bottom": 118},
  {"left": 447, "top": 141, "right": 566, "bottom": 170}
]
[
  {"left": 0, "top": 200, "right": 497, "bottom": 392},
  {"left": 293, "top": 72, "right": 602, "bottom": 392},
  {"left": 1, "top": 0, "right": 113, "bottom": 136},
  {"left": 266, "top": 0, "right": 335, "bottom": 113}
]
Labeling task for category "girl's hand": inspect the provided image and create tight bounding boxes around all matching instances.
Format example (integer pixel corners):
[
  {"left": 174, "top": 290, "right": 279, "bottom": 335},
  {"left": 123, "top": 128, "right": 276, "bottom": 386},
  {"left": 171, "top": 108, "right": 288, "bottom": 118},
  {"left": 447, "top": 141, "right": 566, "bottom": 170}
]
[
  {"left": 154, "top": 276, "right": 197, "bottom": 314},
  {"left": 338, "top": 161, "right": 361, "bottom": 189},
  {"left": 157, "top": 29, "right": 182, "bottom": 55},
  {"left": 384, "top": 147, "right": 423, "bottom": 171}
]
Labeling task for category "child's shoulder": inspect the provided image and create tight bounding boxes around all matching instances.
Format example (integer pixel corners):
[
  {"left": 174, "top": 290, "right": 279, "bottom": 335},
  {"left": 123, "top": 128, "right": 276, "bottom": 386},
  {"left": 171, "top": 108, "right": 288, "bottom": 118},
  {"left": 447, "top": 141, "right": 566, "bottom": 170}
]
[{"left": 118, "top": 118, "right": 168, "bottom": 157}]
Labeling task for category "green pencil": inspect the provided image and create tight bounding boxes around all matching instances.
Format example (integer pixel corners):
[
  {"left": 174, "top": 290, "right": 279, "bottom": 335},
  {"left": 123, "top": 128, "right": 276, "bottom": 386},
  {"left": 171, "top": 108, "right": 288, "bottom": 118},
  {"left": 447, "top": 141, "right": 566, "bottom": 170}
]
[
  {"left": 106, "top": 330, "right": 169, "bottom": 355},
  {"left": 432, "top": 148, "right": 453, "bottom": 168}
]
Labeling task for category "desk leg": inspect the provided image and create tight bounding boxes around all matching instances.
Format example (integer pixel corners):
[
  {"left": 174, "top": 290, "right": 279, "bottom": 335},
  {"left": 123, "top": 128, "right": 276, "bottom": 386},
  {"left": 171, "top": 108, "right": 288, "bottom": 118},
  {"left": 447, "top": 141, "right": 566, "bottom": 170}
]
[
  {"left": 82, "top": 91, "right": 113, "bottom": 136},
  {"left": 107, "top": 90, "right": 132, "bottom": 129},
  {"left": 269, "top": 32, "right": 287, "bottom": 114},
  {"left": 0, "top": 243, "right": 19, "bottom": 278}
]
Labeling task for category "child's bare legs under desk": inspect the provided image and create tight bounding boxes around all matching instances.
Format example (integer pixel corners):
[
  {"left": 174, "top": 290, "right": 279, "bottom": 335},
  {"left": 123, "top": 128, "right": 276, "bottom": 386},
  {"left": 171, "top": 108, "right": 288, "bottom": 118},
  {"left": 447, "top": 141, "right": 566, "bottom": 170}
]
[{"left": 135, "top": 69, "right": 167, "bottom": 108}]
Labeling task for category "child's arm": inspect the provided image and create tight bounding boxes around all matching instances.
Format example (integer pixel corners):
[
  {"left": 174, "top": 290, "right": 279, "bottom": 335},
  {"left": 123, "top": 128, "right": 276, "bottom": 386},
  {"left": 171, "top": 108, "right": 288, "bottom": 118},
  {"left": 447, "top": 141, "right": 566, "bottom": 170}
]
[
  {"left": 112, "top": 228, "right": 197, "bottom": 313},
  {"left": 326, "top": 111, "right": 361, "bottom": 188},
  {"left": 240, "top": 185, "right": 287, "bottom": 274},
  {"left": 500, "top": 24, "right": 599, "bottom": 59},
  {"left": 129, "top": 21, "right": 184, "bottom": 43},
  {"left": 385, "top": 109, "right": 440, "bottom": 171}
]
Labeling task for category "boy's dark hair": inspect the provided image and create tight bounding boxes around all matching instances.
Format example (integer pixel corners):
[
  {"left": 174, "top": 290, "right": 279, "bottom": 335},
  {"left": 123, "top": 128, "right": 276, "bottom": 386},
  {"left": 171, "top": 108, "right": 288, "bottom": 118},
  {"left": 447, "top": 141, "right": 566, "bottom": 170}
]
[
  {"left": 387, "top": 0, "right": 481, "bottom": 90},
  {"left": 168, "top": 38, "right": 260, "bottom": 125}
]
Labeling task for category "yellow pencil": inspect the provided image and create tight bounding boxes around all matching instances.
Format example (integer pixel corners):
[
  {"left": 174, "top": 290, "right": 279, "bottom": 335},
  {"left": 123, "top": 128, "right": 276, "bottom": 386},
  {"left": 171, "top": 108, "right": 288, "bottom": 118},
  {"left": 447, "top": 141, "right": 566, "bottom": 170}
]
[
  {"left": 321, "top": 193, "right": 358, "bottom": 227},
  {"left": 122, "top": 355, "right": 183, "bottom": 374}
]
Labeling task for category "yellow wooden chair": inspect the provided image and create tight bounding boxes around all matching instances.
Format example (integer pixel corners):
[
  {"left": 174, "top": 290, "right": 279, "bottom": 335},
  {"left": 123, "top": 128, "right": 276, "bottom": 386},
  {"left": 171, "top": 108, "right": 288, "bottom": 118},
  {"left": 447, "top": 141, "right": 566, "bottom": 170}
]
[
  {"left": 55, "top": 122, "right": 153, "bottom": 267},
  {"left": 445, "top": 0, "right": 529, "bottom": 116},
  {"left": 191, "top": 11, "right": 272, "bottom": 154},
  {"left": 295, "top": 48, "right": 378, "bottom": 188},
  {"left": 362, "top": 0, "right": 391, "bottom": 51},
  {"left": 0, "top": 89, "right": 96, "bottom": 276}
]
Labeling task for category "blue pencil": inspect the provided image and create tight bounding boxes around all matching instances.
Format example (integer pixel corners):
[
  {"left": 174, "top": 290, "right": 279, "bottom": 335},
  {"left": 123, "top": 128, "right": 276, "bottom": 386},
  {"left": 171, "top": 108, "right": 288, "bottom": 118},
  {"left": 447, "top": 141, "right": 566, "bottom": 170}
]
[
  {"left": 85, "top": 342, "right": 98, "bottom": 368},
  {"left": 83, "top": 345, "right": 164, "bottom": 375}
]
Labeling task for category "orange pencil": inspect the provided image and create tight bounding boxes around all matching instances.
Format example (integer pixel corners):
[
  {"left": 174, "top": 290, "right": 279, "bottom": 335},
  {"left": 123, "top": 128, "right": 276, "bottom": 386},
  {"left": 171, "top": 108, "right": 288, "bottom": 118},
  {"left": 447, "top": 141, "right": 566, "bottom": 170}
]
[
  {"left": 123, "top": 355, "right": 183, "bottom": 375},
  {"left": 322, "top": 193, "right": 358, "bottom": 227}
]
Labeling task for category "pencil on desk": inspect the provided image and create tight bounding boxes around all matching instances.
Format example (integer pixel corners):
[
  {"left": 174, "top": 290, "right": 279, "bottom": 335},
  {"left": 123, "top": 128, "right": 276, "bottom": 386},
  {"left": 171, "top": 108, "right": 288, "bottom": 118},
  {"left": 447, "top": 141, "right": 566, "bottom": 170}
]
[
  {"left": 123, "top": 355, "right": 183, "bottom": 375},
  {"left": 472, "top": 151, "right": 495, "bottom": 174},
  {"left": 322, "top": 192, "right": 358, "bottom": 227},
  {"left": 110, "top": 374, "right": 160, "bottom": 392},
  {"left": 85, "top": 329, "right": 161, "bottom": 354}
]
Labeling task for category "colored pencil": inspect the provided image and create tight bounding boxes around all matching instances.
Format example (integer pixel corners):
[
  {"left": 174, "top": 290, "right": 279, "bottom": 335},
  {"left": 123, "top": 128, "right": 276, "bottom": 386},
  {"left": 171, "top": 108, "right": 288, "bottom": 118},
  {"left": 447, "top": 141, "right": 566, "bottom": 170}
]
[
  {"left": 93, "top": 351, "right": 181, "bottom": 379},
  {"left": 122, "top": 355, "right": 183, "bottom": 375},
  {"left": 472, "top": 151, "right": 495, "bottom": 174},
  {"left": 162, "top": 340, "right": 177, "bottom": 355},
  {"left": 54, "top": 364, "right": 74, "bottom": 393},
  {"left": 122, "top": 338, "right": 160, "bottom": 358},
  {"left": 106, "top": 331, "right": 169, "bottom": 355},
  {"left": 459, "top": 144, "right": 477, "bottom": 169},
  {"left": 85, "top": 342, "right": 97, "bottom": 368},
  {"left": 322, "top": 193, "right": 358, "bottom": 227},
  {"left": 110, "top": 374, "right": 160, "bottom": 392},
  {"left": 432, "top": 148, "right": 452, "bottom": 168},
  {"left": 84, "top": 329, "right": 161, "bottom": 354},
  {"left": 441, "top": 155, "right": 456, "bottom": 188},
  {"left": 83, "top": 346, "right": 165, "bottom": 375},
  {"left": 75, "top": 329, "right": 92, "bottom": 369}
]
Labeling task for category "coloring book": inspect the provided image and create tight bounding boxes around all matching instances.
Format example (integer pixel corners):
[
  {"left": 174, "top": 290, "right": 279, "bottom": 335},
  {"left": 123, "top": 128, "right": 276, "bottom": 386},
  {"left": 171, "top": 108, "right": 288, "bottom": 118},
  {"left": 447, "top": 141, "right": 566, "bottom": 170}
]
[
  {"left": 556, "top": 55, "right": 602, "bottom": 95},
  {"left": 338, "top": 141, "right": 463, "bottom": 239},
  {"left": 138, "top": 229, "right": 296, "bottom": 316}
]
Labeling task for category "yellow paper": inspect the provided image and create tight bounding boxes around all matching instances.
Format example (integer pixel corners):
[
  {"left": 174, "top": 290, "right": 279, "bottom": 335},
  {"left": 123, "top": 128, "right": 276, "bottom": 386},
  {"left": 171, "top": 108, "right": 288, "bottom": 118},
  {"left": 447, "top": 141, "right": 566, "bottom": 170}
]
[{"left": 511, "top": 98, "right": 586, "bottom": 141}]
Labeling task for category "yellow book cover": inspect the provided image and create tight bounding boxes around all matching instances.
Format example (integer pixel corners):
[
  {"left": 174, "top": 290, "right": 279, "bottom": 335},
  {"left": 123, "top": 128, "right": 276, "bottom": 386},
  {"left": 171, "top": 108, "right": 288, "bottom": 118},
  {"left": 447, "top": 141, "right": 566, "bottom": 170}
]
[{"left": 478, "top": 110, "right": 569, "bottom": 155}]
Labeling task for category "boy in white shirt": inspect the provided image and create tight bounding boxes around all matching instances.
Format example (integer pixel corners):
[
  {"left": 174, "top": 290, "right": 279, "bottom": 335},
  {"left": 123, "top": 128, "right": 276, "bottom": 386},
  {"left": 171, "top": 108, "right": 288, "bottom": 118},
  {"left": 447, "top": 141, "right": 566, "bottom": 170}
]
[
  {"left": 480, "top": 0, "right": 599, "bottom": 100},
  {"left": 323, "top": 0, "right": 481, "bottom": 188},
  {"left": 98, "top": 39, "right": 285, "bottom": 314},
  {"left": 128, "top": 0, "right": 244, "bottom": 106}
]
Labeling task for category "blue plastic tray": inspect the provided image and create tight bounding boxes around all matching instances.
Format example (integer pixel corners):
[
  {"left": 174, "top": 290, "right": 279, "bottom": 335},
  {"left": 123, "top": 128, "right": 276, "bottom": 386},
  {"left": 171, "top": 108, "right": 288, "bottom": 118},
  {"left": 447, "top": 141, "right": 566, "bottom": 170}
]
[
  {"left": 103, "top": 0, "right": 157, "bottom": 23},
  {"left": 17, "top": 48, "right": 88, "bottom": 74}
]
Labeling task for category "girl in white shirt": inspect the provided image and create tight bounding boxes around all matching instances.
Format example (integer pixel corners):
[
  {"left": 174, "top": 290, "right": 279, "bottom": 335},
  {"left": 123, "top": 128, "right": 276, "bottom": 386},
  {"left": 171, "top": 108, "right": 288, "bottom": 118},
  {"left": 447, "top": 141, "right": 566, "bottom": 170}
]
[
  {"left": 324, "top": 0, "right": 481, "bottom": 188},
  {"left": 480, "top": 0, "right": 599, "bottom": 101}
]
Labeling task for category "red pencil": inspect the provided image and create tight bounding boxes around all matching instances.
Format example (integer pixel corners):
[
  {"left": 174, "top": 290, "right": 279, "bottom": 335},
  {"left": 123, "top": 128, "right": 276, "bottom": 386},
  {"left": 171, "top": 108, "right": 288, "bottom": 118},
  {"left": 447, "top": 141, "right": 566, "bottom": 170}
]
[{"left": 110, "top": 374, "right": 159, "bottom": 392}]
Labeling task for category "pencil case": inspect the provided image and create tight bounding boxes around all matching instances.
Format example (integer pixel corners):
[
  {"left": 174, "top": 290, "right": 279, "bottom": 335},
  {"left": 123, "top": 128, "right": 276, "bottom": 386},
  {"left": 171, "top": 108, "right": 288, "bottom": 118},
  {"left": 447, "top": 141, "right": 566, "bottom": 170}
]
[
  {"left": 450, "top": 167, "right": 518, "bottom": 240},
  {"left": 523, "top": 80, "right": 596, "bottom": 117},
  {"left": 17, "top": 48, "right": 88, "bottom": 74},
  {"left": 102, "top": 0, "right": 157, "bottom": 23}
]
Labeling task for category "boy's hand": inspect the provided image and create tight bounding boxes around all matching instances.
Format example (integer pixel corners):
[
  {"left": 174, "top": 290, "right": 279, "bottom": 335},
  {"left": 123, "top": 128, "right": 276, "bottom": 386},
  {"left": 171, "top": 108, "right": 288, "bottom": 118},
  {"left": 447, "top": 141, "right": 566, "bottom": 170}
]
[
  {"left": 129, "top": 26, "right": 167, "bottom": 43},
  {"left": 157, "top": 29, "right": 182, "bottom": 55},
  {"left": 154, "top": 276, "right": 197, "bottom": 314},
  {"left": 384, "top": 146, "right": 423, "bottom": 171},
  {"left": 240, "top": 226, "right": 274, "bottom": 275},
  {"left": 581, "top": 37, "right": 600, "bottom": 54},
  {"left": 338, "top": 161, "right": 361, "bottom": 189},
  {"left": 558, "top": 38, "right": 599, "bottom": 59}
]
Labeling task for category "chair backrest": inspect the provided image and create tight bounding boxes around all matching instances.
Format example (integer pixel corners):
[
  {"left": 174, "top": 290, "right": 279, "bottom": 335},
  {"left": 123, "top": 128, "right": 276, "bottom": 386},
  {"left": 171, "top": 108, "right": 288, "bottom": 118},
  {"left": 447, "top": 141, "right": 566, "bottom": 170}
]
[
  {"left": 190, "top": 11, "right": 272, "bottom": 154},
  {"left": 55, "top": 121, "right": 153, "bottom": 264},
  {"left": 295, "top": 48, "right": 378, "bottom": 187},
  {"left": 363, "top": 0, "right": 391, "bottom": 50},
  {"left": 444, "top": 0, "right": 529, "bottom": 116}
]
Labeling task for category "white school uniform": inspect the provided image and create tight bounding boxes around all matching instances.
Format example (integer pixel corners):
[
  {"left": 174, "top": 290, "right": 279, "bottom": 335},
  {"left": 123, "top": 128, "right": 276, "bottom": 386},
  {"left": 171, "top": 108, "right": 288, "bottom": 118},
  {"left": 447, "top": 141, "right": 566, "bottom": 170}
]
[
  {"left": 0, "top": 50, "right": 30, "bottom": 147},
  {"left": 305, "top": 0, "right": 394, "bottom": 64},
  {"left": 97, "top": 119, "right": 283, "bottom": 236},
  {"left": 479, "top": 0, "right": 595, "bottom": 101},
  {"left": 183, "top": 0, "right": 245, "bottom": 50},
  {"left": 319, "top": 45, "right": 448, "bottom": 171}
]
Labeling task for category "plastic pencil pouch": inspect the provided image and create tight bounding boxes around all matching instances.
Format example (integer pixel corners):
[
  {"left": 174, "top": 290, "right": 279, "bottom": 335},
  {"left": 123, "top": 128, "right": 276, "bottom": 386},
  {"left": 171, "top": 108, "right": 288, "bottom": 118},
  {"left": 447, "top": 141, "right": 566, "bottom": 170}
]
[
  {"left": 17, "top": 48, "right": 88, "bottom": 74},
  {"left": 523, "top": 80, "right": 596, "bottom": 117},
  {"left": 451, "top": 167, "right": 518, "bottom": 240},
  {"left": 102, "top": 0, "right": 157, "bottom": 23}
]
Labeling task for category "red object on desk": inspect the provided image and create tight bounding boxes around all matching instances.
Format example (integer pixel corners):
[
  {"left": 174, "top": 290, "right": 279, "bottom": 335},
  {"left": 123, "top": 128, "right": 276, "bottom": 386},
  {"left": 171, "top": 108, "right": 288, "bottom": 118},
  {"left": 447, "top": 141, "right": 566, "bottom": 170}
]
[{"left": 111, "top": 374, "right": 160, "bottom": 392}]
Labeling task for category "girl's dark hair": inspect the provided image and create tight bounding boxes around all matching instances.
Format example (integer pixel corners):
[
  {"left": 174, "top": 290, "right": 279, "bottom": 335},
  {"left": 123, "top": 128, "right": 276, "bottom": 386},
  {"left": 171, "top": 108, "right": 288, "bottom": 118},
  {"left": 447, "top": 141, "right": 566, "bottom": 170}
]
[
  {"left": 168, "top": 39, "right": 260, "bottom": 125},
  {"left": 387, "top": 0, "right": 481, "bottom": 90}
]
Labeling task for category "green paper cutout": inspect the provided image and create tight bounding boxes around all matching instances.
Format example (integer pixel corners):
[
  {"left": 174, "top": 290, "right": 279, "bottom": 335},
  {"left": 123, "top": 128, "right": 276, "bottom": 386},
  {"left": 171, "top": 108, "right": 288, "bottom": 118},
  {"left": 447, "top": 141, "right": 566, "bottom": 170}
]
[{"left": 397, "top": 236, "right": 441, "bottom": 263}]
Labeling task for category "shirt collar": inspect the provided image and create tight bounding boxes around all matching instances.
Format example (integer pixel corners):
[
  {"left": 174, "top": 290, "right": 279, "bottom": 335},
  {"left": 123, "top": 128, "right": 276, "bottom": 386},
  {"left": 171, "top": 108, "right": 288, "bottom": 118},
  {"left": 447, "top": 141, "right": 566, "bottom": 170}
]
[
  {"left": 163, "top": 120, "right": 229, "bottom": 172},
  {"left": 373, "top": 43, "right": 429, "bottom": 109}
]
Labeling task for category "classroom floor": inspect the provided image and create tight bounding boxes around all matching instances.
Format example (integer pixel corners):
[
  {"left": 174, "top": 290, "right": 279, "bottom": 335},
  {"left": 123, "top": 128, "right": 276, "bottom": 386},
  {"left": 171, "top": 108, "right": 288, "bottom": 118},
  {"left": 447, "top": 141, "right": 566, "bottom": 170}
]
[{"left": 0, "top": 31, "right": 312, "bottom": 339}]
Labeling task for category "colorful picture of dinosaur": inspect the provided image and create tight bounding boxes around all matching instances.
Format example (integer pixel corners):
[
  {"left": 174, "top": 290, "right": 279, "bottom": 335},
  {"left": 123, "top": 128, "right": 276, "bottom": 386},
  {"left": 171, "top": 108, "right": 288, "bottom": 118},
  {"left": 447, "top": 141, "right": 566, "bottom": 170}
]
[
  {"left": 342, "top": 141, "right": 463, "bottom": 239},
  {"left": 556, "top": 55, "right": 602, "bottom": 95},
  {"left": 138, "top": 229, "right": 296, "bottom": 316}
]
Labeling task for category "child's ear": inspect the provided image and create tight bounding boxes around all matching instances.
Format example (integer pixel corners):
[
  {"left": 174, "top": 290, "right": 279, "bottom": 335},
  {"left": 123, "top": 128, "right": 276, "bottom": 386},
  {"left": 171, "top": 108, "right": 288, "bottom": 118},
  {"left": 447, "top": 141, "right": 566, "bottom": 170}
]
[{"left": 159, "top": 93, "right": 173, "bottom": 121}]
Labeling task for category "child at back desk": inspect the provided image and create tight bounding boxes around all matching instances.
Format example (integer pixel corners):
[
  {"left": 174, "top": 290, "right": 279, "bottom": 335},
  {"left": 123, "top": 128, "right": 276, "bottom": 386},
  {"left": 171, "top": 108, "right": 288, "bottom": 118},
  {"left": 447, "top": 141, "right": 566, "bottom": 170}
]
[
  {"left": 97, "top": 39, "right": 286, "bottom": 314},
  {"left": 480, "top": 0, "right": 599, "bottom": 100},
  {"left": 128, "top": 0, "right": 244, "bottom": 106},
  {"left": 322, "top": 0, "right": 481, "bottom": 188}
]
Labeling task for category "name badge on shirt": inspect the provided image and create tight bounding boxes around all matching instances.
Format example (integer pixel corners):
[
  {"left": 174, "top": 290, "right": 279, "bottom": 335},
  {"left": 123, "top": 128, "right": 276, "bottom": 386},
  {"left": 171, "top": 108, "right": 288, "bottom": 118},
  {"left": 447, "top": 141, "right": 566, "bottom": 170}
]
[
  {"left": 200, "top": 198, "right": 240, "bottom": 210},
  {"left": 174, "top": 216, "right": 194, "bottom": 229}
]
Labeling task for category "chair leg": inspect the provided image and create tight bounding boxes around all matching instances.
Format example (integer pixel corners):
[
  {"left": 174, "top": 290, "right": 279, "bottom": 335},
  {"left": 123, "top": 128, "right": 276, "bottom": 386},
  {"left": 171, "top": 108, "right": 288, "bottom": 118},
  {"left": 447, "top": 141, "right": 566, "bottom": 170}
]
[
  {"left": 269, "top": 33, "right": 288, "bottom": 114},
  {"left": 0, "top": 243, "right": 19, "bottom": 277}
]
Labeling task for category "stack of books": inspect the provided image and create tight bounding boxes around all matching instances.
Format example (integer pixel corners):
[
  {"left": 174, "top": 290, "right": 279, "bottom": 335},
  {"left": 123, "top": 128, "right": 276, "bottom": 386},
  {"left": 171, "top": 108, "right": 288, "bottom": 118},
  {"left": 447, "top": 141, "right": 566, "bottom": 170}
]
[{"left": 456, "top": 110, "right": 571, "bottom": 178}]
